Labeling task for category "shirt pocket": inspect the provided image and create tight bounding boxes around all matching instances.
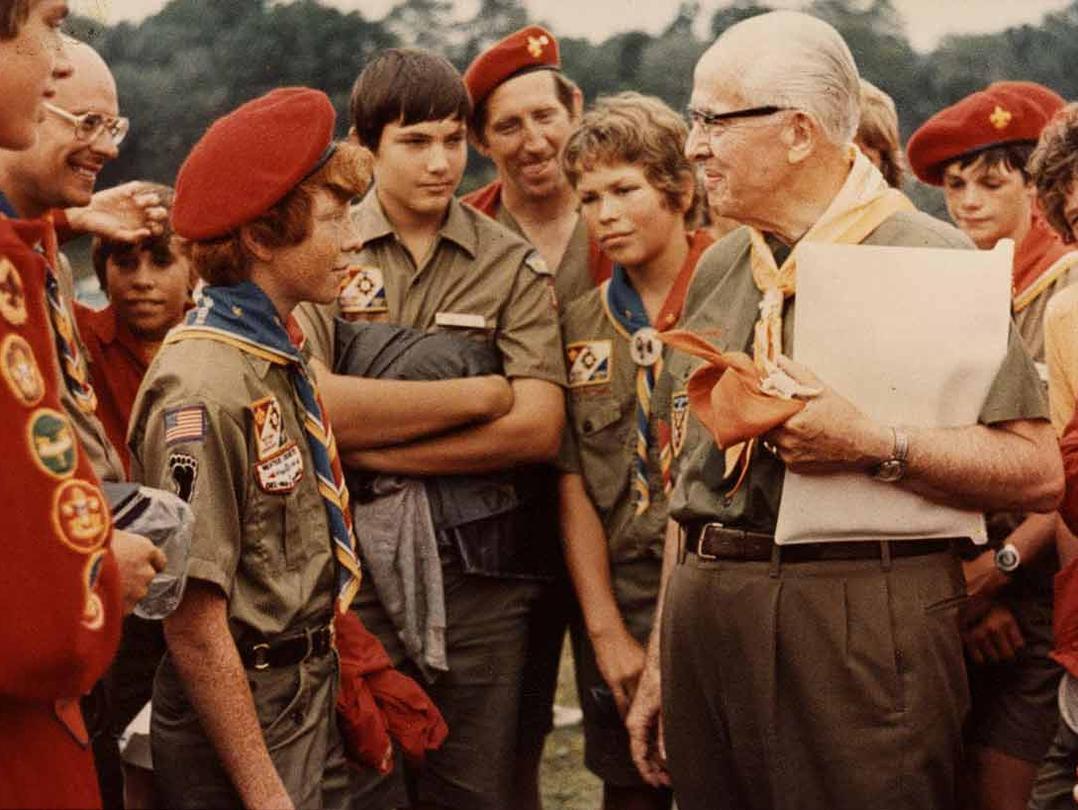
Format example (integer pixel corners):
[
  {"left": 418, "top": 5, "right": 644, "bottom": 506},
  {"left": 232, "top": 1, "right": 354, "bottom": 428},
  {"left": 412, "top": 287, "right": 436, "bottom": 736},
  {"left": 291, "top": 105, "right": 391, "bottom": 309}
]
[
  {"left": 282, "top": 489, "right": 328, "bottom": 572},
  {"left": 573, "top": 397, "right": 631, "bottom": 513},
  {"left": 244, "top": 489, "right": 289, "bottom": 578}
]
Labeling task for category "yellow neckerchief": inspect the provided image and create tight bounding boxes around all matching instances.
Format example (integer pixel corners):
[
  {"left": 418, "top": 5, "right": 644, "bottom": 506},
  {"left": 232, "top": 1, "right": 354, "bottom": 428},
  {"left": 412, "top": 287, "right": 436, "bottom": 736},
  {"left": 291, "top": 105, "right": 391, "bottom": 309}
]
[{"left": 727, "top": 147, "right": 916, "bottom": 489}]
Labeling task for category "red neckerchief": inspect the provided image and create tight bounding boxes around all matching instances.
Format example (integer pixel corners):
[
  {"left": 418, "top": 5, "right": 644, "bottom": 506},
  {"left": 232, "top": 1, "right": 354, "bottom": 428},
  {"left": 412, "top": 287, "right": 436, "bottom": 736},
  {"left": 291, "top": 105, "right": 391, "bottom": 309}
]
[{"left": 1013, "top": 211, "right": 1072, "bottom": 298}]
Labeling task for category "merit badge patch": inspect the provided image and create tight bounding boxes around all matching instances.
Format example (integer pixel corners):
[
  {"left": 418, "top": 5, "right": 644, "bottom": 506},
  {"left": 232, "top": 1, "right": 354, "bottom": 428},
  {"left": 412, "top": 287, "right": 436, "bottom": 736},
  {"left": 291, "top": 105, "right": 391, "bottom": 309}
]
[
  {"left": 671, "top": 390, "right": 689, "bottom": 457},
  {"left": 1, "top": 334, "right": 44, "bottom": 406},
  {"left": 81, "top": 550, "right": 106, "bottom": 631},
  {"left": 28, "top": 408, "right": 77, "bottom": 479},
  {"left": 164, "top": 404, "right": 207, "bottom": 446},
  {"left": 52, "top": 479, "right": 110, "bottom": 553},
  {"left": 255, "top": 442, "right": 304, "bottom": 494},
  {"left": 250, "top": 396, "right": 284, "bottom": 460},
  {"left": 566, "top": 340, "right": 612, "bottom": 388},
  {"left": 338, "top": 265, "right": 388, "bottom": 314},
  {"left": 0, "top": 257, "right": 27, "bottom": 326},
  {"left": 168, "top": 452, "right": 199, "bottom": 503}
]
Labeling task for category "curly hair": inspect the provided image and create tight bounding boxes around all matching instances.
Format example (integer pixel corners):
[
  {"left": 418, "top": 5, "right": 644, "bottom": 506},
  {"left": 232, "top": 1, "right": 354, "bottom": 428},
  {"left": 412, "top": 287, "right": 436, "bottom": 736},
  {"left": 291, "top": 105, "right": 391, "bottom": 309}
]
[
  {"left": 1029, "top": 102, "right": 1078, "bottom": 243},
  {"left": 562, "top": 92, "right": 695, "bottom": 217},
  {"left": 187, "top": 140, "right": 374, "bottom": 286},
  {"left": 0, "top": 0, "right": 29, "bottom": 39},
  {"left": 855, "top": 79, "right": 905, "bottom": 188}
]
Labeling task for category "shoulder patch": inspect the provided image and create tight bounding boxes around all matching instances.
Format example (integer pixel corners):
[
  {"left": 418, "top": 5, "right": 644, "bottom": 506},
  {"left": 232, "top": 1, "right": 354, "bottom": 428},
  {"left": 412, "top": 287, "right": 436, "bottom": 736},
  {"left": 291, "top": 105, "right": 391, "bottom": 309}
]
[
  {"left": 525, "top": 252, "right": 552, "bottom": 276},
  {"left": 338, "top": 265, "right": 388, "bottom": 314},
  {"left": 1, "top": 334, "right": 44, "bottom": 406},
  {"left": 27, "top": 408, "right": 77, "bottom": 479},
  {"left": 52, "top": 479, "right": 110, "bottom": 553},
  {"left": 0, "top": 257, "right": 27, "bottom": 326},
  {"left": 164, "top": 404, "right": 207, "bottom": 446},
  {"left": 168, "top": 452, "right": 199, "bottom": 503},
  {"left": 566, "top": 340, "right": 613, "bottom": 387},
  {"left": 250, "top": 396, "right": 285, "bottom": 460}
]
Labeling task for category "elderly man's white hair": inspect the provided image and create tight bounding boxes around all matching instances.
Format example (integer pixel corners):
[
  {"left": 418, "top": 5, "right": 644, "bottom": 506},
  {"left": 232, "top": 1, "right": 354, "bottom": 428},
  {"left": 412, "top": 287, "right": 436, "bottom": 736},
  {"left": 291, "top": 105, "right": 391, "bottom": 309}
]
[{"left": 708, "top": 10, "right": 861, "bottom": 145}]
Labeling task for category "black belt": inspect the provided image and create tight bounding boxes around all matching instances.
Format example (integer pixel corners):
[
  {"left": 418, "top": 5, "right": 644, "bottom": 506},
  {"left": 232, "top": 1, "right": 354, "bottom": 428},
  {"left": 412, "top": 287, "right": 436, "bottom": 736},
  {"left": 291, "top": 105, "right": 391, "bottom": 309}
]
[
  {"left": 239, "top": 623, "right": 335, "bottom": 671},
  {"left": 685, "top": 522, "right": 955, "bottom": 563}
]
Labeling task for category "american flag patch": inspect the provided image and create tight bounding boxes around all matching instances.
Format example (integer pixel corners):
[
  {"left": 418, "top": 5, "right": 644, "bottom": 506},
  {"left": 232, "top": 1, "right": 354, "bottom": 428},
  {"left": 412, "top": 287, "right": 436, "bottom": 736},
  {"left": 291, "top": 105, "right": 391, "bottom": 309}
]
[{"left": 164, "top": 405, "right": 207, "bottom": 446}]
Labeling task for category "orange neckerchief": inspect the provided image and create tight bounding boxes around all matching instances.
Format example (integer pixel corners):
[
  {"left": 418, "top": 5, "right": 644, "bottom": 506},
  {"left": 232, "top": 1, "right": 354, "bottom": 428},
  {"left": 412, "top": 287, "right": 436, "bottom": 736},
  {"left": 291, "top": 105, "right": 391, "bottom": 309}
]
[{"left": 1012, "top": 211, "right": 1078, "bottom": 313}]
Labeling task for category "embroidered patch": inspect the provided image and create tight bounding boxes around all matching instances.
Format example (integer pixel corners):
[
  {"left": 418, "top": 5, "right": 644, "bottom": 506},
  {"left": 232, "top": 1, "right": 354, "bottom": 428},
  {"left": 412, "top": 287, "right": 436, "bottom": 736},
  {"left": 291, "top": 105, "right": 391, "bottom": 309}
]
[
  {"left": 52, "top": 479, "right": 110, "bottom": 553},
  {"left": 81, "top": 550, "right": 106, "bottom": 630},
  {"left": 250, "top": 396, "right": 284, "bottom": 460},
  {"left": 1, "top": 334, "right": 44, "bottom": 406},
  {"left": 0, "top": 257, "right": 27, "bottom": 326},
  {"left": 255, "top": 442, "right": 304, "bottom": 494},
  {"left": 168, "top": 452, "right": 199, "bottom": 503},
  {"left": 671, "top": 390, "right": 689, "bottom": 457},
  {"left": 566, "top": 340, "right": 612, "bottom": 387},
  {"left": 164, "top": 404, "right": 207, "bottom": 446},
  {"left": 339, "top": 265, "right": 388, "bottom": 314},
  {"left": 989, "top": 104, "right": 1012, "bottom": 130},
  {"left": 28, "top": 408, "right": 77, "bottom": 479}
]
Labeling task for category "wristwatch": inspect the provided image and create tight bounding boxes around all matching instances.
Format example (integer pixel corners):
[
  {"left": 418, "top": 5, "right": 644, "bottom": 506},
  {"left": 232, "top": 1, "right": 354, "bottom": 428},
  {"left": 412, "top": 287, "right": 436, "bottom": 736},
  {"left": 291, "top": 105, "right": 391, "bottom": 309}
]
[
  {"left": 995, "top": 542, "right": 1021, "bottom": 574},
  {"left": 872, "top": 427, "right": 909, "bottom": 483}
]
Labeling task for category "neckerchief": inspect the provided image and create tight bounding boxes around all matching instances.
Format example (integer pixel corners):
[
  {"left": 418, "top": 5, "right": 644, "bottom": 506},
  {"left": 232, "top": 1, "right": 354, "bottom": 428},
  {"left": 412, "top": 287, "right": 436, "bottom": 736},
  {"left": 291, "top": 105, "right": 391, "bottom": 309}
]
[
  {"left": 0, "top": 191, "right": 98, "bottom": 413},
  {"left": 166, "top": 282, "right": 362, "bottom": 613},
  {"left": 600, "top": 230, "right": 712, "bottom": 513},
  {"left": 1013, "top": 211, "right": 1078, "bottom": 313}
]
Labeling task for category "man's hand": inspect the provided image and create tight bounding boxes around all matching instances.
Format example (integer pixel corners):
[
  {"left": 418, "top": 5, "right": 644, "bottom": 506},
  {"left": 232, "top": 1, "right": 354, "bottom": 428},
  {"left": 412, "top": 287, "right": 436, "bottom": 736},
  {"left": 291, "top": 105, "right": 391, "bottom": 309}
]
[
  {"left": 626, "top": 657, "right": 670, "bottom": 788},
  {"left": 765, "top": 355, "right": 892, "bottom": 473},
  {"left": 961, "top": 603, "right": 1025, "bottom": 664},
  {"left": 961, "top": 550, "right": 1010, "bottom": 624},
  {"left": 65, "top": 181, "right": 168, "bottom": 243},
  {"left": 111, "top": 529, "right": 166, "bottom": 614},
  {"left": 592, "top": 625, "right": 646, "bottom": 719}
]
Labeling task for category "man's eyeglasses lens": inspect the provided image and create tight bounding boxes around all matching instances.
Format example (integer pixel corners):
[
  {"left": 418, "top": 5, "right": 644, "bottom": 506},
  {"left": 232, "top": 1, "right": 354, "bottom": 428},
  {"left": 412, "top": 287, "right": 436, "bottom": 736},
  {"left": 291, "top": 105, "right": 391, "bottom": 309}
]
[{"left": 44, "top": 103, "right": 129, "bottom": 146}]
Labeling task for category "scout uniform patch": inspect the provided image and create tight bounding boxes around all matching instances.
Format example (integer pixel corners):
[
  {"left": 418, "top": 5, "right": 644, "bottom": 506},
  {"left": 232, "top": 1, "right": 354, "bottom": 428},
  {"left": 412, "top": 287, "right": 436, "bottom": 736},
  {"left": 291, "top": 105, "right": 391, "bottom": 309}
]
[
  {"left": 1, "top": 334, "right": 44, "bottom": 406},
  {"left": 81, "top": 550, "right": 106, "bottom": 630},
  {"left": 338, "top": 265, "right": 388, "bottom": 315},
  {"left": 0, "top": 257, "right": 27, "bottom": 326},
  {"left": 255, "top": 442, "right": 304, "bottom": 494},
  {"left": 164, "top": 404, "right": 207, "bottom": 446},
  {"left": 28, "top": 408, "right": 77, "bottom": 479},
  {"left": 52, "top": 479, "right": 110, "bottom": 553},
  {"left": 250, "top": 395, "right": 284, "bottom": 460},
  {"left": 566, "top": 340, "right": 612, "bottom": 388},
  {"left": 671, "top": 390, "right": 689, "bottom": 457},
  {"left": 168, "top": 452, "right": 199, "bottom": 502}
]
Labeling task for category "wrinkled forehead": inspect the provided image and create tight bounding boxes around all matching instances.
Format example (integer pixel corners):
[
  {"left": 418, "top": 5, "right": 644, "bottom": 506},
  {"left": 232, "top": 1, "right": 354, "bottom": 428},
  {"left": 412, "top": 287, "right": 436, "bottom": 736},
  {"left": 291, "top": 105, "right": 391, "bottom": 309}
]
[{"left": 690, "top": 46, "right": 753, "bottom": 111}]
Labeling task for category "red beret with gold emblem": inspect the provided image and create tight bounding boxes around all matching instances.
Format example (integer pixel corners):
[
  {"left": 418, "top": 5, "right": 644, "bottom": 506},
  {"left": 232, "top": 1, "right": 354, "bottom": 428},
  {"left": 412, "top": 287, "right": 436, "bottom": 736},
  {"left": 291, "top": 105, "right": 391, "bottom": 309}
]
[
  {"left": 172, "top": 87, "right": 337, "bottom": 240},
  {"left": 464, "top": 25, "right": 560, "bottom": 110},
  {"left": 907, "top": 81, "right": 1065, "bottom": 186}
]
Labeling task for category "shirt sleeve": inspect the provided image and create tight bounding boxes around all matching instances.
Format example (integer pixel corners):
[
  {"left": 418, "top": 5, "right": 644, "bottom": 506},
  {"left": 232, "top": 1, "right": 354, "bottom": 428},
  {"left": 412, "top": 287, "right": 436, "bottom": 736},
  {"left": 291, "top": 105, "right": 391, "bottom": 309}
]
[
  {"left": 497, "top": 251, "right": 567, "bottom": 386},
  {"left": 1062, "top": 405, "right": 1078, "bottom": 535},
  {"left": 1046, "top": 289, "right": 1078, "bottom": 436},
  {"left": 978, "top": 322, "right": 1050, "bottom": 425},
  {"left": 293, "top": 301, "right": 337, "bottom": 368}
]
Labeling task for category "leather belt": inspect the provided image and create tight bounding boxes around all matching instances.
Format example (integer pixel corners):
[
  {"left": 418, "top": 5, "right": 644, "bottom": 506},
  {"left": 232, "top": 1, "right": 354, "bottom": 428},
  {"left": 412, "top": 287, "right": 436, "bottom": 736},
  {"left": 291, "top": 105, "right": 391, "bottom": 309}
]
[
  {"left": 685, "top": 522, "right": 955, "bottom": 563},
  {"left": 239, "top": 623, "right": 335, "bottom": 671}
]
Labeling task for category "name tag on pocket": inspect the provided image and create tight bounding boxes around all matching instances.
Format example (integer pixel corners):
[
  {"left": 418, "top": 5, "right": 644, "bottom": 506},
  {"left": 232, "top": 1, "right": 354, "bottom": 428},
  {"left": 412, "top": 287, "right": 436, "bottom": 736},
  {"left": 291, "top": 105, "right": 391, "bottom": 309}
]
[
  {"left": 255, "top": 442, "right": 304, "bottom": 494},
  {"left": 435, "top": 311, "right": 487, "bottom": 329}
]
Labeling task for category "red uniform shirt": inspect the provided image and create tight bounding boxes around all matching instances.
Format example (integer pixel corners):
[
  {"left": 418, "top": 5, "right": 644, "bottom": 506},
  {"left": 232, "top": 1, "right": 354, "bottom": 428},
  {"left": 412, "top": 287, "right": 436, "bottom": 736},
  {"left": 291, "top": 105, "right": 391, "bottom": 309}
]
[{"left": 0, "top": 215, "right": 123, "bottom": 809}]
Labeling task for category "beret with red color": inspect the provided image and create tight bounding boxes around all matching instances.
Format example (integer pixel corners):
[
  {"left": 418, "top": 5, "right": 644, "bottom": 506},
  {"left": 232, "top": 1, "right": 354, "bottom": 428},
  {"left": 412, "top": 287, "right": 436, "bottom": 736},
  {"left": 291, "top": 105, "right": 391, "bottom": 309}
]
[
  {"left": 464, "top": 25, "right": 560, "bottom": 109},
  {"left": 907, "top": 81, "right": 1065, "bottom": 186},
  {"left": 172, "top": 87, "right": 336, "bottom": 240}
]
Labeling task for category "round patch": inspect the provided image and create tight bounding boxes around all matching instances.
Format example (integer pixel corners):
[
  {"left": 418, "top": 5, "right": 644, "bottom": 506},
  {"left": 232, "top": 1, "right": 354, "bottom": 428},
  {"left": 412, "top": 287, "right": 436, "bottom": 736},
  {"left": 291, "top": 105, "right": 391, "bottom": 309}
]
[
  {"left": 27, "top": 408, "right": 77, "bottom": 479},
  {"left": 52, "top": 480, "right": 110, "bottom": 553},
  {"left": 81, "top": 550, "right": 107, "bottom": 630},
  {"left": 629, "top": 327, "right": 662, "bottom": 367},
  {"left": 0, "top": 258, "right": 27, "bottom": 326},
  {"left": 1, "top": 334, "right": 44, "bottom": 406}
]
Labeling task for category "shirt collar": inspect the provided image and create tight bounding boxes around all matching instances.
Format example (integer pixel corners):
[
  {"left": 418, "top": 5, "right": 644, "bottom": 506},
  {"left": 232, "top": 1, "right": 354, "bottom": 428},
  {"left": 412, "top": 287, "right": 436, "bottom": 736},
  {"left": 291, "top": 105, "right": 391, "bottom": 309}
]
[{"left": 355, "top": 188, "right": 478, "bottom": 259}]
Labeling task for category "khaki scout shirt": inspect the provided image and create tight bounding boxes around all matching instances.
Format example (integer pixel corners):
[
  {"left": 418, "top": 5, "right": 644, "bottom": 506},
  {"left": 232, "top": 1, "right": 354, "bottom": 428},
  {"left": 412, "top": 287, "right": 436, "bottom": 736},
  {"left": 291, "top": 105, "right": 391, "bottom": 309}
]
[
  {"left": 495, "top": 205, "right": 594, "bottom": 309},
  {"left": 294, "top": 193, "right": 565, "bottom": 387},
  {"left": 655, "top": 212, "right": 1051, "bottom": 533},
  {"left": 129, "top": 337, "right": 336, "bottom": 641},
  {"left": 56, "top": 252, "right": 125, "bottom": 483},
  {"left": 1015, "top": 266, "right": 1078, "bottom": 364},
  {"left": 558, "top": 289, "right": 667, "bottom": 564}
]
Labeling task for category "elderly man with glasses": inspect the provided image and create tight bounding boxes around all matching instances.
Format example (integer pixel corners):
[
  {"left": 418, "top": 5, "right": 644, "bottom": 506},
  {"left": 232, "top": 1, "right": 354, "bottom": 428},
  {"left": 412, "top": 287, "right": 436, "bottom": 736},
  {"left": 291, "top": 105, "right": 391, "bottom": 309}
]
[{"left": 624, "top": 11, "right": 1064, "bottom": 810}]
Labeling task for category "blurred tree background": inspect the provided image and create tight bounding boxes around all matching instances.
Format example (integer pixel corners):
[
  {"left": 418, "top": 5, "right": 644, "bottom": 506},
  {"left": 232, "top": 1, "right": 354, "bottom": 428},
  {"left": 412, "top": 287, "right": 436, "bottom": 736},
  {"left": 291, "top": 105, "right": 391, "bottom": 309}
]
[{"left": 65, "top": 0, "right": 1078, "bottom": 213}]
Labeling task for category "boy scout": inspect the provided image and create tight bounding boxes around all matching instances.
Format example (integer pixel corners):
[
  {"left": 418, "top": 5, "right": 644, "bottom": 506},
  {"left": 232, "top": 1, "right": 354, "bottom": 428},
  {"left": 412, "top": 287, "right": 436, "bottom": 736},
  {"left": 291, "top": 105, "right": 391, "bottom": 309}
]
[
  {"left": 908, "top": 82, "right": 1078, "bottom": 810},
  {"left": 294, "top": 49, "right": 566, "bottom": 810},
  {"left": 128, "top": 88, "right": 371, "bottom": 809},
  {"left": 558, "top": 92, "right": 712, "bottom": 810}
]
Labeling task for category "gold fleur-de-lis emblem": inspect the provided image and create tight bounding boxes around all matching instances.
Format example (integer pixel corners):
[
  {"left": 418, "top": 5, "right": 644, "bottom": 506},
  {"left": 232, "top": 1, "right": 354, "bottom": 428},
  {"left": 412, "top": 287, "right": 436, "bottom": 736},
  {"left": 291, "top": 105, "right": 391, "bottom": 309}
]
[
  {"left": 527, "top": 35, "right": 550, "bottom": 59},
  {"left": 989, "top": 105, "right": 1013, "bottom": 130}
]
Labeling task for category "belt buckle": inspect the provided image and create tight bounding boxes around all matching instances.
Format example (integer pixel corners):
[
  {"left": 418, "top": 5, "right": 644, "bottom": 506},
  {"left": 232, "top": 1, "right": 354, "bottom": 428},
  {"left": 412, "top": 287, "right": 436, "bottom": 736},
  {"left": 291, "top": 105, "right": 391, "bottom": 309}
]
[
  {"left": 251, "top": 642, "right": 271, "bottom": 671},
  {"left": 696, "top": 522, "right": 722, "bottom": 561}
]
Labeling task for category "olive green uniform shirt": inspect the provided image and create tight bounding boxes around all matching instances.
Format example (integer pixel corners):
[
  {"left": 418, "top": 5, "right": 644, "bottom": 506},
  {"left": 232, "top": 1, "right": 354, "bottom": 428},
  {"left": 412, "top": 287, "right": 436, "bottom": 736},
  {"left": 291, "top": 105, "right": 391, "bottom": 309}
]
[
  {"left": 558, "top": 288, "right": 667, "bottom": 564},
  {"left": 129, "top": 337, "right": 336, "bottom": 641},
  {"left": 294, "top": 193, "right": 565, "bottom": 387},
  {"left": 656, "top": 213, "right": 1050, "bottom": 533},
  {"left": 1015, "top": 265, "right": 1078, "bottom": 364},
  {"left": 495, "top": 205, "right": 594, "bottom": 309}
]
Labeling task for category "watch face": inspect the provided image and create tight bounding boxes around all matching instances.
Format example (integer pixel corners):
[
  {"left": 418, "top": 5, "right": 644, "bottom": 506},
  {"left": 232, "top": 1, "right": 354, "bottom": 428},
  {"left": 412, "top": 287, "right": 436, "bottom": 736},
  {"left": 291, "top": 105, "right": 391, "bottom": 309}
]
[
  {"left": 996, "top": 545, "right": 1020, "bottom": 573},
  {"left": 874, "top": 459, "right": 905, "bottom": 482}
]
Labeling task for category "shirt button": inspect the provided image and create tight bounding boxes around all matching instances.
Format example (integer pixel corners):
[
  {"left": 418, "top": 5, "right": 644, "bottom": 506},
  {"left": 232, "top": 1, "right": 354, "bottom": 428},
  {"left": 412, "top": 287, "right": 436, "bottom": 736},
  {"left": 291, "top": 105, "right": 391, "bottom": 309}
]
[{"left": 583, "top": 419, "right": 594, "bottom": 432}]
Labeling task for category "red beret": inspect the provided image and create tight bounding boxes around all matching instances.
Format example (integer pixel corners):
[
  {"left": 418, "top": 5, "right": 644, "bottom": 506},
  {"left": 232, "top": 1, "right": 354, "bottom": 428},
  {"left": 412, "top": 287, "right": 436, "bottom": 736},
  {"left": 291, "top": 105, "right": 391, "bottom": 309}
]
[
  {"left": 464, "top": 25, "right": 560, "bottom": 110},
  {"left": 172, "top": 87, "right": 336, "bottom": 240},
  {"left": 907, "top": 81, "right": 1064, "bottom": 185}
]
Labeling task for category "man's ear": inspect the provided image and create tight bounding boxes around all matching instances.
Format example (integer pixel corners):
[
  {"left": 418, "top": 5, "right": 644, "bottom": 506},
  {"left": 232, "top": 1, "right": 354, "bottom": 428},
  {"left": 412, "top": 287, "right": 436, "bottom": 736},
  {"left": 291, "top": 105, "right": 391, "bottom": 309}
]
[
  {"left": 784, "top": 111, "right": 818, "bottom": 165},
  {"left": 570, "top": 86, "right": 584, "bottom": 123},
  {"left": 239, "top": 226, "right": 273, "bottom": 263}
]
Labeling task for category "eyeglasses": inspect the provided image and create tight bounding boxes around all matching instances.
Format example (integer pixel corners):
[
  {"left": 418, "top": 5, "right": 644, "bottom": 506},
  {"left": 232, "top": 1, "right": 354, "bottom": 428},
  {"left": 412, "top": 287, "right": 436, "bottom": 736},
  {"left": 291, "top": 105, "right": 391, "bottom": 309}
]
[
  {"left": 686, "top": 104, "right": 790, "bottom": 139},
  {"left": 43, "top": 102, "right": 130, "bottom": 146}
]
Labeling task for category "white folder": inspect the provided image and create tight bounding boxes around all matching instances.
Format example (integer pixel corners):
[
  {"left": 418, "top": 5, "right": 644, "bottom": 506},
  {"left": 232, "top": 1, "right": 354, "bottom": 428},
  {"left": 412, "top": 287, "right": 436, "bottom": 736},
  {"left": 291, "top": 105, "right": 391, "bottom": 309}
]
[{"left": 774, "top": 239, "right": 1013, "bottom": 545}]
